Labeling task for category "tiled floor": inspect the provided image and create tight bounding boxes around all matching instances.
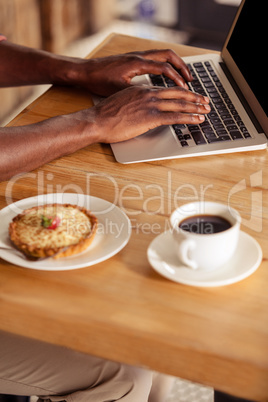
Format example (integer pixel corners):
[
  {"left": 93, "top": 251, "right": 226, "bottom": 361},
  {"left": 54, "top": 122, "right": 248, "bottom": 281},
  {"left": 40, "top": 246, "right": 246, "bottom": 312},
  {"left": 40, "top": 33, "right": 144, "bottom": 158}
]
[{"left": 167, "top": 377, "right": 214, "bottom": 402}]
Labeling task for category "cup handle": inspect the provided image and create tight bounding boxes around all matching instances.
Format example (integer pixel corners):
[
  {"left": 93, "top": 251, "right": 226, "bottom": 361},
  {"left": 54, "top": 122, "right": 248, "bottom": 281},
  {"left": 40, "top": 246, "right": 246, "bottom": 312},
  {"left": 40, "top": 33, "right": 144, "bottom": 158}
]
[{"left": 178, "top": 239, "right": 198, "bottom": 270}]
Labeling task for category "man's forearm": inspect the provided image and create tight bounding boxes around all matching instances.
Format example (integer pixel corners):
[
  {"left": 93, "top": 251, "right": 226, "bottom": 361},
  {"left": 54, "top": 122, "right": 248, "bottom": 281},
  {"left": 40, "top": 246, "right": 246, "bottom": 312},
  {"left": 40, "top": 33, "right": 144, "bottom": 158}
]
[
  {"left": 0, "top": 109, "right": 98, "bottom": 182},
  {"left": 0, "top": 41, "right": 82, "bottom": 88}
]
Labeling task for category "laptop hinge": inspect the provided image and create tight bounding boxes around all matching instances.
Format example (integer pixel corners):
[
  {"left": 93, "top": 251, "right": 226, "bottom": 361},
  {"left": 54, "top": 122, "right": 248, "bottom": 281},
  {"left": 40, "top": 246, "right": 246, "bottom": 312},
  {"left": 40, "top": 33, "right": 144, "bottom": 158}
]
[{"left": 219, "top": 62, "right": 263, "bottom": 133}]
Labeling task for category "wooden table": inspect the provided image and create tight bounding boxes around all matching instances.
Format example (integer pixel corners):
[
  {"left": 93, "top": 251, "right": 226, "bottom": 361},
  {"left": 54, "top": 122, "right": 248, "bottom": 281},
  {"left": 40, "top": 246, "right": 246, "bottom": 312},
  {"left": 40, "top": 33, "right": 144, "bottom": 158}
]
[{"left": 0, "top": 34, "right": 267, "bottom": 401}]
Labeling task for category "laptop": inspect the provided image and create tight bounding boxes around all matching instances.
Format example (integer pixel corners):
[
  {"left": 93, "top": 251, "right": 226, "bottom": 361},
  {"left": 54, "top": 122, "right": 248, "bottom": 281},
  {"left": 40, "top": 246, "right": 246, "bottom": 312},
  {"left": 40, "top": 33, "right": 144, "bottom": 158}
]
[{"left": 100, "top": 0, "right": 268, "bottom": 163}]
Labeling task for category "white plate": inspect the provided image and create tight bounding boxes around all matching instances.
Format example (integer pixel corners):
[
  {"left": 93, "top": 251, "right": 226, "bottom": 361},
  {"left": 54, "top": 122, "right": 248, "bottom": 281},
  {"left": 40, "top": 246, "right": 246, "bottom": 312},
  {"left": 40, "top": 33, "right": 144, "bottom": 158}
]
[
  {"left": 147, "top": 230, "right": 262, "bottom": 287},
  {"left": 0, "top": 193, "right": 131, "bottom": 271}
]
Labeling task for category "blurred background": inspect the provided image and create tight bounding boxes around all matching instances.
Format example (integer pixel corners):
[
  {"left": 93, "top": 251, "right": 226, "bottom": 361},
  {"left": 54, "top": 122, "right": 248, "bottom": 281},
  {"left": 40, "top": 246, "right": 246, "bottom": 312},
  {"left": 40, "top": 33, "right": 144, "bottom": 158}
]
[{"left": 0, "top": 0, "right": 241, "bottom": 126}]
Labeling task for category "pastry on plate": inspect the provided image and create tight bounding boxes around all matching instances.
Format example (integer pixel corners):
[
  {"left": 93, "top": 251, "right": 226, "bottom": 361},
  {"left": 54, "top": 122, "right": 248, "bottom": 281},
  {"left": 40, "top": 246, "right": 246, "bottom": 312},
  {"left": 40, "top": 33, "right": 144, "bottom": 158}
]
[{"left": 9, "top": 203, "right": 98, "bottom": 259}]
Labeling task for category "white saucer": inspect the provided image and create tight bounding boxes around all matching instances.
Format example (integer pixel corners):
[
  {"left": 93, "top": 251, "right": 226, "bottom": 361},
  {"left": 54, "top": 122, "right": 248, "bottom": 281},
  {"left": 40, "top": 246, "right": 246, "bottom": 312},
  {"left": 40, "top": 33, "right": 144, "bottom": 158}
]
[
  {"left": 147, "top": 230, "right": 262, "bottom": 287},
  {"left": 0, "top": 193, "right": 131, "bottom": 271}
]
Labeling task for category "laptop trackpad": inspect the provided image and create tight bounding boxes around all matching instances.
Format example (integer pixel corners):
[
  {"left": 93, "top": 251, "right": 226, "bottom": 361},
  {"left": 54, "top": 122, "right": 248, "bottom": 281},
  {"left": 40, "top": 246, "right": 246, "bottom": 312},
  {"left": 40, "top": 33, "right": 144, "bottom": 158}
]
[{"left": 111, "top": 126, "right": 180, "bottom": 164}]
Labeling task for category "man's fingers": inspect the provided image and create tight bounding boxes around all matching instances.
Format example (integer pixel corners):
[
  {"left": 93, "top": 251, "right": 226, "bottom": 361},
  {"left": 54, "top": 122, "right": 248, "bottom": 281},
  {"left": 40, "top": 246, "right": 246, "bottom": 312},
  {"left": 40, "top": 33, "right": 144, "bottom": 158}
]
[
  {"left": 137, "top": 49, "right": 193, "bottom": 85},
  {"left": 155, "top": 112, "right": 206, "bottom": 126},
  {"left": 152, "top": 86, "right": 210, "bottom": 104},
  {"left": 157, "top": 100, "right": 211, "bottom": 114},
  {"left": 131, "top": 59, "right": 188, "bottom": 89},
  {"left": 143, "top": 86, "right": 211, "bottom": 125},
  {"left": 144, "top": 87, "right": 211, "bottom": 115}
]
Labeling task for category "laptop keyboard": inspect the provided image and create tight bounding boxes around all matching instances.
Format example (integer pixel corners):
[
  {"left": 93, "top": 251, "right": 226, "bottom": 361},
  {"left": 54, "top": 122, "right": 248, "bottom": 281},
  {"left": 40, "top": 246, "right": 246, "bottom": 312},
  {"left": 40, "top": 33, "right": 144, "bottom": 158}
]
[{"left": 149, "top": 61, "right": 251, "bottom": 148}]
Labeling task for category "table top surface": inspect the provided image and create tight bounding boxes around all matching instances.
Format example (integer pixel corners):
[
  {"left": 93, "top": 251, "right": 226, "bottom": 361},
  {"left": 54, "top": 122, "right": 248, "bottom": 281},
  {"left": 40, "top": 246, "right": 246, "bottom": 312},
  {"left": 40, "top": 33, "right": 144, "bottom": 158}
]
[{"left": 0, "top": 34, "right": 267, "bottom": 401}]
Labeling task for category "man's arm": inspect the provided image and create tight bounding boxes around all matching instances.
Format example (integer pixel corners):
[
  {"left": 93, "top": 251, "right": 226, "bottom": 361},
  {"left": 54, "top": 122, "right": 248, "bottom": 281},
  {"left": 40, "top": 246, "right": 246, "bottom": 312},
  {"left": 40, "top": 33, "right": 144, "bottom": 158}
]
[
  {"left": 0, "top": 41, "right": 193, "bottom": 94},
  {"left": 0, "top": 86, "right": 210, "bottom": 182},
  {"left": 0, "top": 40, "right": 80, "bottom": 88},
  {"left": 0, "top": 111, "right": 96, "bottom": 180}
]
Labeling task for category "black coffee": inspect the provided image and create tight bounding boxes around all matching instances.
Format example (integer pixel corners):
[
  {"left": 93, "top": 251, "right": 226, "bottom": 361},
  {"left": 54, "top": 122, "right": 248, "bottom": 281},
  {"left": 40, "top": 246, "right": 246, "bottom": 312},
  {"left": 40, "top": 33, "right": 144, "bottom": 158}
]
[{"left": 179, "top": 214, "right": 232, "bottom": 234}]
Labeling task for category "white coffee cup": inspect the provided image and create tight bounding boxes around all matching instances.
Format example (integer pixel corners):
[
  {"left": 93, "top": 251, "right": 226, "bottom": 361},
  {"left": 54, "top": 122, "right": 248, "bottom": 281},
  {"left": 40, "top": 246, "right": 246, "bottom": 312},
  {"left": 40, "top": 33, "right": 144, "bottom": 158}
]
[{"left": 170, "top": 202, "right": 241, "bottom": 271}]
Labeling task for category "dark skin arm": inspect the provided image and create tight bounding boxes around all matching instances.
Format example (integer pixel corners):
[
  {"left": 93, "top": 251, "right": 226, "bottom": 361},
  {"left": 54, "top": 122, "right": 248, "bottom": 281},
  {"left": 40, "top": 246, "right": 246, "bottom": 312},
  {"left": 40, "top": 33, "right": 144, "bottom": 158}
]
[
  {"left": 0, "top": 41, "right": 192, "bottom": 92},
  {"left": 0, "top": 41, "right": 210, "bottom": 182}
]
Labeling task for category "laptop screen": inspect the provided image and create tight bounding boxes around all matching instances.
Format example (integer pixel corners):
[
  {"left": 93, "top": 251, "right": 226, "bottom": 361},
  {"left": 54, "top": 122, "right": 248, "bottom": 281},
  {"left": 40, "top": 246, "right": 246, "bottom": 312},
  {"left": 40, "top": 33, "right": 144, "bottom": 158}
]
[{"left": 226, "top": 0, "right": 266, "bottom": 116}]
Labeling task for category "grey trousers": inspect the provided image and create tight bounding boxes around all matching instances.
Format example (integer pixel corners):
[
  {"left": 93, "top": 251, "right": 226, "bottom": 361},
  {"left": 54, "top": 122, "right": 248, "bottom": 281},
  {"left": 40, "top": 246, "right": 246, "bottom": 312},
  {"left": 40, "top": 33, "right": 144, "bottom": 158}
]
[{"left": 0, "top": 330, "right": 158, "bottom": 402}]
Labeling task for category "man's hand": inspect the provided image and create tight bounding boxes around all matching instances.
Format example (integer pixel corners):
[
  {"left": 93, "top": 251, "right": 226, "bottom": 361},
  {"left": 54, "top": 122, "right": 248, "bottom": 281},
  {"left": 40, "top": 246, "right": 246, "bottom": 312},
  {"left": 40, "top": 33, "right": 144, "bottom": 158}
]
[
  {"left": 90, "top": 85, "right": 210, "bottom": 143},
  {"left": 70, "top": 49, "right": 194, "bottom": 97}
]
